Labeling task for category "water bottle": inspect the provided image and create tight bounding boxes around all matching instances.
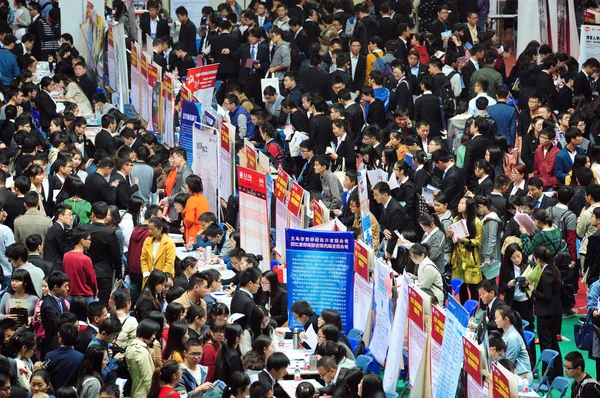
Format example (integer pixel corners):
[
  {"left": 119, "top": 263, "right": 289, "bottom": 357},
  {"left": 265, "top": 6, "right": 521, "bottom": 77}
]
[
  {"left": 522, "top": 376, "right": 529, "bottom": 392},
  {"left": 174, "top": 67, "right": 179, "bottom": 79},
  {"left": 205, "top": 246, "right": 212, "bottom": 263},
  {"left": 294, "top": 363, "right": 302, "bottom": 381},
  {"left": 304, "top": 354, "right": 310, "bottom": 370},
  {"left": 292, "top": 328, "right": 300, "bottom": 349}
]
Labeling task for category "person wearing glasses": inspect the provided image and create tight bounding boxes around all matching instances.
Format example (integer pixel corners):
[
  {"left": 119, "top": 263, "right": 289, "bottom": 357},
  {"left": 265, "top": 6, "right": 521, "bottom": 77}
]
[
  {"left": 126, "top": 319, "right": 162, "bottom": 398},
  {"left": 109, "top": 157, "right": 140, "bottom": 211},
  {"left": 563, "top": 351, "right": 600, "bottom": 397},
  {"left": 62, "top": 226, "right": 97, "bottom": 303},
  {"left": 175, "top": 338, "right": 215, "bottom": 397}
]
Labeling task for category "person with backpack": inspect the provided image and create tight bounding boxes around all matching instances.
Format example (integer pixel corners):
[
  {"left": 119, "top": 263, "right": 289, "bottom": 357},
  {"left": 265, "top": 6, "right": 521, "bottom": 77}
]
[
  {"left": 563, "top": 351, "right": 600, "bottom": 397},
  {"left": 470, "top": 50, "right": 504, "bottom": 99}
]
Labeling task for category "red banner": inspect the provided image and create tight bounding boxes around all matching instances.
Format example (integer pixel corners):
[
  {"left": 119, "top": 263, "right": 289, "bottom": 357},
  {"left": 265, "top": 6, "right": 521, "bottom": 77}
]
[
  {"left": 140, "top": 52, "right": 148, "bottom": 79},
  {"left": 463, "top": 336, "right": 482, "bottom": 386},
  {"left": 274, "top": 168, "right": 290, "bottom": 202},
  {"left": 238, "top": 167, "right": 266, "bottom": 194},
  {"left": 312, "top": 200, "right": 325, "bottom": 226},
  {"left": 354, "top": 240, "right": 370, "bottom": 281},
  {"left": 185, "top": 64, "right": 219, "bottom": 93},
  {"left": 288, "top": 182, "right": 305, "bottom": 217},
  {"left": 431, "top": 305, "right": 445, "bottom": 345},
  {"left": 245, "top": 143, "right": 257, "bottom": 170},
  {"left": 491, "top": 363, "right": 510, "bottom": 398},
  {"left": 408, "top": 286, "right": 424, "bottom": 330}
]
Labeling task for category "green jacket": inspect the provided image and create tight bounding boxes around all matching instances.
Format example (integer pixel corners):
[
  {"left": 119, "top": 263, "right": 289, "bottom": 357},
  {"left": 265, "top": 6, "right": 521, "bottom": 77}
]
[{"left": 470, "top": 66, "right": 504, "bottom": 98}]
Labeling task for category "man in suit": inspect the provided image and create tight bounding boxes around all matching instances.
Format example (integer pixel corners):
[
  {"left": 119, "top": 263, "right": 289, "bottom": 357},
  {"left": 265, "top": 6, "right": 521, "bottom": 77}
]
[
  {"left": 394, "top": 23, "right": 411, "bottom": 65},
  {"left": 348, "top": 39, "right": 366, "bottom": 93},
  {"left": 41, "top": 271, "right": 70, "bottom": 357},
  {"left": 43, "top": 204, "right": 73, "bottom": 273},
  {"left": 297, "top": 140, "right": 322, "bottom": 194},
  {"left": 317, "top": 357, "right": 351, "bottom": 398},
  {"left": 139, "top": 0, "right": 170, "bottom": 45},
  {"left": 429, "top": 5, "right": 451, "bottom": 53},
  {"left": 235, "top": 28, "right": 270, "bottom": 104},
  {"left": 77, "top": 301, "right": 108, "bottom": 354},
  {"left": 377, "top": 3, "right": 397, "bottom": 44},
  {"left": 94, "top": 114, "right": 117, "bottom": 157},
  {"left": 573, "top": 57, "right": 599, "bottom": 102},
  {"left": 463, "top": 12, "right": 480, "bottom": 45},
  {"left": 0, "top": 170, "right": 14, "bottom": 207},
  {"left": 84, "top": 157, "right": 117, "bottom": 206},
  {"left": 151, "top": 37, "right": 168, "bottom": 72},
  {"left": 257, "top": 353, "right": 289, "bottom": 397},
  {"left": 290, "top": 17, "right": 309, "bottom": 56},
  {"left": 171, "top": 42, "right": 197, "bottom": 80},
  {"left": 414, "top": 75, "right": 444, "bottom": 138},
  {"left": 230, "top": 268, "right": 261, "bottom": 329},
  {"left": 45, "top": 323, "right": 84, "bottom": 389},
  {"left": 209, "top": 20, "right": 240, "bottom": 92},
  {"left": 361, "top": 86, "right": 386, "bottom": 129},
  {"left": 176, "top": 6, "right": 198, "bottom": 56},
  {"left": 475, "top": 280, "right": 506, "bottom": 332},
  {"left": 298, "top": 55, "right": 328, "bottom": 100},
  {"left": 432, "top": 150, "right": 464, "bottom": 212},
  {"left": 27, "top": 2, "right": 43, "bottom": 60},
  {"left": 73, "top": 62, "right": 97, "bottom": 102},
  {"left": 536, "top": 57, "right": 558, "bottom": 110},
  {"left": 332, "top": 170, "right": 358, "bottom": 228},
  {"left": 25, "top": 234, "right": 52, "bottom": 276},
  {"left": 87, "top": 202, "right": 123, "bottom": 304},
  {"left": 13, "top": 191, "right": 52, "bottom": 244},
  {"left": 339, "top": 89, "right": 365, "bottom": 147},
  {"left": 461, "top": 44, "right": 484, "bottom": 98},
  {"left": 4, "top": 176, "right": 28, "bottom": 231},
  {"left": 110, "top": 158, "right": 140, "bottom": 210},
  {"left": 555, "top": 128, "right": 585, "bottom": 186},
  {"left": 289, "top": 300, "right": 319, "bottom": 333},
  {"left": 462, "top": 116, "right": 492, "bottom": 190},
  {"left": 527, "top": 177, "right": 558, "bottom": 209},
  {"left": 373, "top": 181, "right": 406, "bottom": 264},
  {"left": 328, "top": 54, "right": 352, "bottom": 102}
]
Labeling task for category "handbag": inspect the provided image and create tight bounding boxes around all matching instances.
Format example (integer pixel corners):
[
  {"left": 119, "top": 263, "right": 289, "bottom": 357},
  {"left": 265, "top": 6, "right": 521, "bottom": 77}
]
[
  {"left": 261, "top": 72, "right": 280, "bottom": 101},
  {"left": 574, "top": 314, "right": 595, "bottom": 351},
  {"left": 333, "top": 158, "right": 346, "bottom": 188}
]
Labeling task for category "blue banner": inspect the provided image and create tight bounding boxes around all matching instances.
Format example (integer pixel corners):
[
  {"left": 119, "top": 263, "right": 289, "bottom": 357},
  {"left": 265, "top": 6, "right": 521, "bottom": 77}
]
[
  {"left": 286, "top": 229, "right": 355, "bottom": 334},
  {"left": 180, "top": 100, "right": 202, "bottom": 167}
]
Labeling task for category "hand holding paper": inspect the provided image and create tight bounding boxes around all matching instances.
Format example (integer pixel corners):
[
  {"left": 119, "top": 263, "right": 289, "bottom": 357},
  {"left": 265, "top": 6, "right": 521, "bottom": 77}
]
[{"left": 304, "top": 324, "right": 319, "bottom": 350}]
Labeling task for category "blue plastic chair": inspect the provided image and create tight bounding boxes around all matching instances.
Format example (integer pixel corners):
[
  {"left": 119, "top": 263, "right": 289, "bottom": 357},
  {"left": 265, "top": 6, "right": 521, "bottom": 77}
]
[
  {"left": 347, "top": 328, "right": 364, "bottom": 340},
  {"left": 463, "top": 300, "right": 479, "bottom": 316},
  {"left": 349, "top": 338, "right": 361, "bottom": 353},
  {"left": 385, "top": 392, "right": 398, "bottom": 398},
  {"left": 531, "top": 349, "right": 560, "bottom": 393},
  {"left": 366, "top": 353, "right": 380, "bottom": 374},
  {"left": 451, "top": 278, "right": 464, "bottom": 296},
  {"left": 355, "top": 355, "right": 373, "bottom": 373},
  {"left": 521, "top": 319, "right": 529, "bottom": 332},
  {"left": 523, "top": 331, "right": 535, "bottom": 349},
  {"left": 547, "top": 376, "right": 572, "bottom": 398}
]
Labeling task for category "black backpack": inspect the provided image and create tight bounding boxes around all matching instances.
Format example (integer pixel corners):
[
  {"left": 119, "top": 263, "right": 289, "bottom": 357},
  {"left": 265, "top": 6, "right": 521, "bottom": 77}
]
[{"left": 436, "top": 76, "right": 456, "bottom": 125}]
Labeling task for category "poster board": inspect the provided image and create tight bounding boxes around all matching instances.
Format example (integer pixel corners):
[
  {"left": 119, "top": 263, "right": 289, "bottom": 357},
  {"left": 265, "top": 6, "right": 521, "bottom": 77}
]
[
  {"left": 430, "top": 304, "right": 446, "bottom": 397},
  {"left": 185, "top": 64, "right": 219, "bottom": 113},
  {"left": 274, "top": 168, "right": 290, "bottom": 260},
  {"left": 192, "top": 123, "right": 219, "bottom": 213},
  {"left": 288, "top": 181, "right": 305, "bottom": 230},
  {"left": 219, "top": 122, "right": 235, "bottom": 201},
  {"left": 369, "top": 258, "right": 392, "bottom": 365},
  {"left": 357, "top": 170, "right": 374, "bottom": 248},
  {"left": 463, "top": 336, "right": 486, "bottom": 398},
  {"left": 238, "top": 167, "right": 271, "bottom": 271},
  {"left": 408, "top": 286, "right": 431, "bottom": 397},
  {"left": 130, "top": 42, "right": 141, "bottom": 114},
  {"left": 491, "top": 363, "right": 519, "bottom": 398},
  {"left": 107, "top": 23, "right": 116, "bottom": 90},
  {"left": 312, "top": 199, "right": 329, "bottom": 226},
  {"left": 354, "top": 240, "right": 372, "bottom": 281},
  {"left": 286, "top": 228, "right": 354, "bottom": 334},
  {"left": 383, "top": 273, "right": 410, "bottom": 392},
  {"left": 180, "top": 100, "right": 202, "bottom": 167},
  {"left": 147, "top": 62, "right": 161, "bottom": 133},
  {"left": 162, "top": 72, "right": 176, "bottom": 147},
  {"left": 579, "top": 25, "right": 600, "bottom": 66},
  {"left": 353, "top": 274, "right": 373, "bottom": 333},
  {"left": 140, "top": 52, "right": 150, "bottom": 123}
]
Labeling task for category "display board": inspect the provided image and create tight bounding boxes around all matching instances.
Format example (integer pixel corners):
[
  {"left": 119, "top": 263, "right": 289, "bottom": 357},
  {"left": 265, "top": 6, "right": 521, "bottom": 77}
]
[
  {"left": 192, "top": 124, "right": 219, "bottom": 213},
  {"left": 369, "top": 258, "right": 392, "bottom": 365},
  {"left": 180, "top": 100, "right": 202, "bottom": 167}
]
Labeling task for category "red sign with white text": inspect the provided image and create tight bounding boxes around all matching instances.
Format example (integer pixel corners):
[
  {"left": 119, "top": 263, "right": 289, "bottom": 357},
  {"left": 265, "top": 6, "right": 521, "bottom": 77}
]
[
  {"left": 288, "top": 182, "right": 305, "bottom": 217},
  {"left": 463, "top": 336, "right": 482, "bottom": 386},
  {"left": 354, "top": 240, "right": 370, "bottom": 281},
  {"left": 186, "top": 64, "right": 219, "bottom": 92},
  {"left": 408, "top": 286, "right": 424, "bottom": 330},
  {"left": 274, "top": 168, "right": 290, "bottom": 202}
]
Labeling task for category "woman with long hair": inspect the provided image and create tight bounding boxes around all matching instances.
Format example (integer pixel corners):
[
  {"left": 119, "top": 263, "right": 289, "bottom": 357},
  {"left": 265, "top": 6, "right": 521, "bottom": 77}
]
[
  {"left": 162, "top": 302, "right": 185, "bottom": 343},
  {"left": 215, "top": 323, "right": 244, "bottom": 386},
  {"left": 29, "top": 369, "right": 54, "bottom": 396},
  {"left": 201, "top": 318, "right": 226, "bottom": 382},
  {"left": 449, "top": 197, "right": 483, "bottom": 303},
  {"left": 475, "top": 195, "right": 502, "bottom": 266},
  {"left": 106, "top": 205, "right": 125, "bottom": 259},
  {"left": 318, "top": 309, "right": 343, "bottom": 331},
  {"left": 120, "top": 196, "right": 145, "bottom": 254},
  {"left": 358, "top": 145, "right": 381, "bottom": 171},
  {"left": 343, "top": 368, "right": 364, "bottom": 398},
  {"left": 112, "top": 290, "right": 138, "bottom": 349},
  {"left": 529, "top": 245, "right": 563, "bottom": 379},
  {"left": 136, "top": 270, "right": 167, "bottom": 320},
  {"left": 63, "top": 176, "right": 91, "bottom": 224},
  {"left": 185, "top": 304, "right": 206, "bottom": 341},
  {"left": 317, "top": 340, "right": 356, "bottom": 369},
  {"left": 147, "top": 360, "right": 182, "bottom": 398},
  {"left": 12, "top": 331, "right": 40, "bottom": 390},
  {"left": 408, "top": 243, "right": 445, "bottom": 305},
  {"left": 23, "top": 164, "right": 46, "bottom": 215},
  {"left": 141, "top": 217, "right": 176, "bottom": 277},
  {"left": 381, "top": 147, "right": 398, "bottom": 178},
  {"left": 498, "top": 243, "right": 534, "bottom": 333},
  {"left": 318, "top": 324, "right": 355, "bottom": 360},
  {"left": 511, "top": 45, "right": 541, "bottom": 109},
  {"left": 163, "top": 322, "right": 189, "bottom": 363},
  {"left": 174, "top": 257, "right": 198, "bottom": 291},
  {"left": 183, "top": 175, "right": 210, "bottom": 245},
  {"left": 0, "top": 268, "right": 38, "bottom": 321},
  {"left": 77, "top": 345, "right": 107, "bottom": 398},
  {"left": 566, "top": 154, "right": 598, "bottom": 185},
  {"left": 70, "top": 148, "right": 88, "bottom": 181},
  {"left": 222, "top": 372, "right": 249, "bottom": 398},
  {"left": 394, "top": 159, "right": 418, "bottom": 232},
  {"left": 358, "top": 373, "right": 386, "bottom": 398},
  {"left": 494, "top": 305, "right": 533, "bottom": 380},
  {"left": 53, "top": 74, "right": 93, "bottom": 114},
  {"left": 260, "top": 270, "right": 287, "bottom": 326},
  {"left": 418, "top": 213, "right": 446, "bottom": 273}
]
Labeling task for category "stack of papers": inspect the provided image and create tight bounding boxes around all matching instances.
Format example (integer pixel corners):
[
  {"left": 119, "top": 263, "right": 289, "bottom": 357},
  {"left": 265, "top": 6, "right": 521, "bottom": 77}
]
[
  {"left": 421, "top": 184, "right": 439, "bottom": 206},
  {"left": 514, "top": 212, "right": 538, "bottom": 234},
  {"left": 480, "top": 260, "right": 501, "bottom": 279},
  {"left": 448, "top": 219, "right": 469, "bottom": 243},
  {"left": 522, "top": 264, "right": 543, "bottom": 293}
]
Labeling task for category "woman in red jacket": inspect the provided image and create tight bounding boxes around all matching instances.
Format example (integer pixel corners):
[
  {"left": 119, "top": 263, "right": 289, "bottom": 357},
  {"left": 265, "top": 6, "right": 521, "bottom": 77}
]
[
  {"left": 201, "top": 319, "right": 226, "bottom": 382},
  {"left": 148, "top": 360, "right": 182, "bottom": 398}
]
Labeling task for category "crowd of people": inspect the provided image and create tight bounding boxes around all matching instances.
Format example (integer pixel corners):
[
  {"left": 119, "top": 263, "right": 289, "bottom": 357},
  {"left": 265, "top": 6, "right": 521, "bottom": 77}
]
[{"left": 0, "top": 0, "right": 596, "bottom": 397}]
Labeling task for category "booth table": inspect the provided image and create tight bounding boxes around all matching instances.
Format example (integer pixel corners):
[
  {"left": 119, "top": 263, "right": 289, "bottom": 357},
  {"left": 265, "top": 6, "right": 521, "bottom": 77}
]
[
  {"left": 278, "top": 379, "right": 323, "bottom": 398},
  {"left": 277, "top": 339, "right": 320, "bottom": 377},
  {"left": 174, "top": 247, "right": 236, "bottom": 280}
]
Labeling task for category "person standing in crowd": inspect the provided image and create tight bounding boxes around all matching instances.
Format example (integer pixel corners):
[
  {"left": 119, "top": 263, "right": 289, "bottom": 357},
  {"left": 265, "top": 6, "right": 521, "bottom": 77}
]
[{"left": 160, "top": 148, "right": 193, "bottom": 220}]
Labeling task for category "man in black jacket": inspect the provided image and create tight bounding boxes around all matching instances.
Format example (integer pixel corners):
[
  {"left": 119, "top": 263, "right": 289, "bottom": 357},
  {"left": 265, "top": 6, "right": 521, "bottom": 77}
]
[
  {"left": 110, "top": 158, "right": 139, "bottom": 210},
  {"left": 230, "top": 268, "right": 261, "bottom": 329},
  {"left": 4, "top": 176, "right": 28, "bottom": 231},
  {"left": 573, "top": 57, "right": 599, "bottom": 102},
  {"left": 209, "top": 20, "right": 240, "bottom": 88},
  {"left": 373, "top": 181, "right": 406, "bottom": 264},
  {"left": 86, "top": 202, "right": 122, "bottom": 304},
  {"left": 257, "top": 353, "right": 289, "bottom": 397},
  {"left": 25, "top": 234, "right": 52, "bottom": 276},
  {"left": 414, "top": 75, "right": 444, "bottom": 138},
  {"left": 73, "top": 62, "right": 97, "bottom": 102},
  {"left": 429, "top": 4, "right": 451, "bottom": 53},
  {"left": 235, "top": 28, "right": 270, "bottom": 102},
  {"left": 152, "top": 37, "right": 168, "bottom": 72},
  {"left": 94, "top": 114, "right": 117, "bottom": 157},
  {"left": 475, "top": 279, "right": 506, "bottom": 332},
  {"left": 317, "top": 357, "right": 351, "bottom": 397},
  {"left": 139, "top": 0, "right": 170, "bottom": 44},
  {"left": 394, "top": 23, "right": 411, "bottom": 65},
  {"left": 536, "top": 56, "right": 558, "bottom": 110},
  {"left": 297, "top": 140, "right": 322, "bottom": 194},
  {"left": 463, "top": 116, "right": 492, "bottom": 190},
  {"left": 361, "top": 86, "right": 386, "bottom": 129},
  {"left": 40, "top": 271, "right": 69, "bottom": 357},
  {"left": 289, "top": 17, "right": 309, "bottom": 56},
  {"left": 176, "top": 6, "right": 198, "bottom": 56},
  {"left": 43, "top": 204, "right": 73, "bottom": 273},
  {"left": 289, "top": 300, "right": 319, "bottom": 333},
  {"left": 171, "top": 42, "right": 197, "bottom": 79},
  {"left": 432, "top": 150, "right": 464, "bottom": 212},
  {"left": 77, "top": 302, "right": 108, "bottom": 354},
  {"left": 348, "top": 39, "right": 366, "bottom": 93},
  {"left": 339, "top": 89, "right": 365, "bottom": 147},
  {"left": 84, "top": 157, "right": 117, "bottom": 206}
]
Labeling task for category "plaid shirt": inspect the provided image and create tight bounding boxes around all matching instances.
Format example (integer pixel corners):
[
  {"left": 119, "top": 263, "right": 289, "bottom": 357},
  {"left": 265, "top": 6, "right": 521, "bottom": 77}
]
[{"left": 521, "top": 227, "right": 563, "bottom": 256}]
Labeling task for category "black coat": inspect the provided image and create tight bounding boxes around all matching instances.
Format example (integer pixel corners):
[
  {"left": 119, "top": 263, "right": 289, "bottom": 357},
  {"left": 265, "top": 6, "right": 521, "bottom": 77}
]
[
  {"left": 483, "top": 297, "right": 507, "bottom": 332},
  {"left": 344, "top": 103, "right": 365, "bottom": 146},
  {"left": 441, "top": 165, "right": 464, "bottom": 211},
  {"left": 210, "top": 32, "right": 240, "bottom": 75},
  {"left": 179, "top": 20, "right": 198, "bottom": 56},
  {"left": 43, "top": 223, "right": 72, "bottom": 272},
  {"left": 349, "top": 54, "right": 366, "bottom": 92},
  {"left": 86, "top": 222, "right": 122, "bottom": 280},
  {"left": 94, "top": 129, "right": 117, "bottom": 156},
  {"left": 230, "top": 290, "right": 257, "bottom": 329},
  {"left": 584, "top": 231, "right": 600, "bottom": 285},
  {"left": 463, "top": 134, "right": 492, "bottom": 189},
  {"left": 377, "top": 16, "right": 397, "bottom": 44},
  {"left": 366, "top": 99, "right": 386, "bottom": 129},
  {"left": 461, "top": 59, "right": 480, "bottom": 94},
  {"left": 309, "top": 114, "right": 335, "bottom": 155},
  {"left": 235, "top": 43, "right": 270, "bottom": 84},
  {"left": 298, "top": 156, "right": 322, "bottom": 193},
  {"left": 77, "top": 325, "right": 97, "bottom": 354},
  {"left": 499, "top": 262, "right": 529, "bottom": 306},
  {"left": 318, "top": 367, "right": 351, "bottom": 398},
  {"left": 332, "top": 136, "right": 356, "bottom": 171},
  {"left": 298, "top": 66, "right": 329, "bottom": 100},
  {"left": 267, "top": 287, "right": 288, "bottom": 326},
  {"left": 532, "top": 266, "right": 563, "bottom": 317},
  {"left": 84, "top": 172, "right": 117, "bottom": 206},
  {"left": 474, "top": 176, "right": 493, "bottom": 197},
  {"left": 110, "top": 172, "right": 139, "bottom": 210},
  {"left": 379, "top": 198, "right": 407, "bottom": 256},
  {"left": 536, "top": 71, "right": 558, "bottom": 109},
  {"left": 28, "top": 15, "right": 42, "bottom": 60},
  {"left": 139, "top": 13, "right": 170, "bottom": 44},
  {"left": 394, "top": 37, "right": 409, "bottom": 65},
  {"left": 76, "top": 74, "right": 97, "bottom": 102},
  {"left": 28, "top": 254, "right": 53, "bottom": 277},
  {"left": 292, "top": 28, "right": 309, "bottom": 56},
  {"left": 414, "top": 94, "right": 444, "bottom": 137},
  {"left": 390, "top": 78, "right": 413, "bottom": 116},
  {"left": 35, "top": 90, "right": 61, "bottom": 131},
  {"left": 41, "top": 293, "right": 67, "bottom": 354},
  {"left": 328, "top": 69, "right": 352, "bottom": 102},
  {"left": 573, "top": 71, "right": 593, "bottom": 102},
  {"left": 4, "top": 197, "right": 25, "bottom": 231},
  {"left": 153, "top": 51, "right": 167, "bottom": 73}
]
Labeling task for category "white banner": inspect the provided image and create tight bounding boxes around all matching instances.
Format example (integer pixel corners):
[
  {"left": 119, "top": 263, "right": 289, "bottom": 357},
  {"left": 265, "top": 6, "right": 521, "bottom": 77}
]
[
  {"left": 579, "top": 25, "right": 600, "bottom": 66},
  {"left": 383, "top": 273, "right": 410, "bottom": 392},
  {"left": 192, "top": 123, "right": 219, "bottom": 213},
  {"left": 107, "top": 24, "right": 116, "bottom": 91},
  {"left": 113, "top": 22, "right": 129, "bottom": 112},
  {"left": 368, "top": 258, "right": 392, "bottom": 365},
  {"left": 220, "top": 122, "right": 235, "bottom": 201}
]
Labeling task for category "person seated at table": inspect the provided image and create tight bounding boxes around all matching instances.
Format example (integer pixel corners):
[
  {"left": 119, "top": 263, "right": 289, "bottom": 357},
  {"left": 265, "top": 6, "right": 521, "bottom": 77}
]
[
  {"left": 222, "top": 248, "right": 246, "bottom": 289},
  {"left": 186, "top": 212, "right": 218, "bottom": 250},
  {"left": 317, "top": 356, "right": 351, "bottom": 397},
  {"left": 204, "top": 224, "right": 232, "bottom": 257},
  {"left": 317, "top": 341, "right": 357, "bottom": 370},
  {"left": 318, "top": 325, "right": 355, "bottom": 360},
  {"left": 174, "top": 256, "right": 198, "bottom": 291},
  {"left": 259, "top": 270, "right": 288, "bottom": 327},
  {"left": 278, "top": 300, "right": 319, "bottom": 340},
  {"left": 257, "top": 352, "right": 289, "bottom": 397}
]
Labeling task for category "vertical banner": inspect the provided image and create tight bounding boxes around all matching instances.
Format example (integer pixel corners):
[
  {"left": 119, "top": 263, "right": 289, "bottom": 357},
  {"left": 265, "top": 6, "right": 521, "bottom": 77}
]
[
  {"left": 107, "top": 23, "right": 116, "bottom": 90},
  {"left": 274, "top": 168, "right": 290, "bottom": 259},
  {"left": 491, "top": 363, "right": 519, "bottom": 398},
  {"left": 219, "top": 122, "right": 235, "bottom": 201},
  {"left": 286, "top": 228, "right": 354, "bottom": 334},
  {"left": 186, "top": 64, "right": 219, "bottom": 113},
  {"left": 288, "top": 182, "right": 305, "bottom": 230},
  {"left": 463, "top": 336, "right": 484, "bottom": 398},
  {"left": 408, "top": 286, "right": 431, "bottom": 397},
  {"left": 147, "top": 63, "right": 160, "bottom": 133},
  {"left": 579, "top": 25, "right": 600, "bottom": 65},
  {"left": 130, "top": 42, "right": 140, "bottom": 113},
  {"left": 180, "top": 100, "right": 202, "bottom": 168},
  {"left": 113, "top": 22, "right": 129, "bottom": 112},
  {"left": 369, "top": 258, "right": 392, "bottom": 365},
  {"left": 312, "top": 200, "right": 329, "bottom": 226},
  {"left": 140, "top": 52, "right": 150, "bottom": 123},
  {"left": 245, "top": 140, "right": 257, "bottom": 170},
  {"left": 162, "top": 72, "right": 175, "bottom": 147},
  {"left": 353, "top": 273, "right": 373, "bottom": 332},
  {"left": 430, "top": 305, "right": 446, "bottom": 397},
  {"left": 357, "top": 171, "right": 373, "bottom": 248},
  {"left": 436, "top": 296, "right": 469, "bottom": 398},
  {"left": 383, "top": 273, "right": 410, "bottom": 392},
  {"left": 354, "top": 240, "right": 372, "bottom": 281},
  {"left": 192, "top": 124, "right": 219, "bottom": 213},
  {"left": 238, "top": 167, "right": 271, "bottom": 271}
]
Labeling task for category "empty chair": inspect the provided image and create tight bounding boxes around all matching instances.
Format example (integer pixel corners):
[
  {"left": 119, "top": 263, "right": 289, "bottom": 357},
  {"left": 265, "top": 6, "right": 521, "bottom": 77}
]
[
  {"left": 523, "top": 331, "right": 535, "bottom": 349},
  {"left": 521, "top": 319, "right": 529, "bottom": 332},
  {"left": 386, "top": 392, "right": 399, "bottom": 398},
  {"left": 547, "top": 376, "right": 571, "bottom": 398},
  {"left": 463, "top": 300, "right": 479, "bottom": 316},
  {"left": 531, "top": 349, "right": 560, "bottom": 393},
  {"left": 451, "top": 278, "right": 464, "bottom": 296},
  {"left": 347, "top": 328, "right": 364, "bottom": 340},
  {"left": 355, "top": 355, "right": 373, "bottom": 373}
]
